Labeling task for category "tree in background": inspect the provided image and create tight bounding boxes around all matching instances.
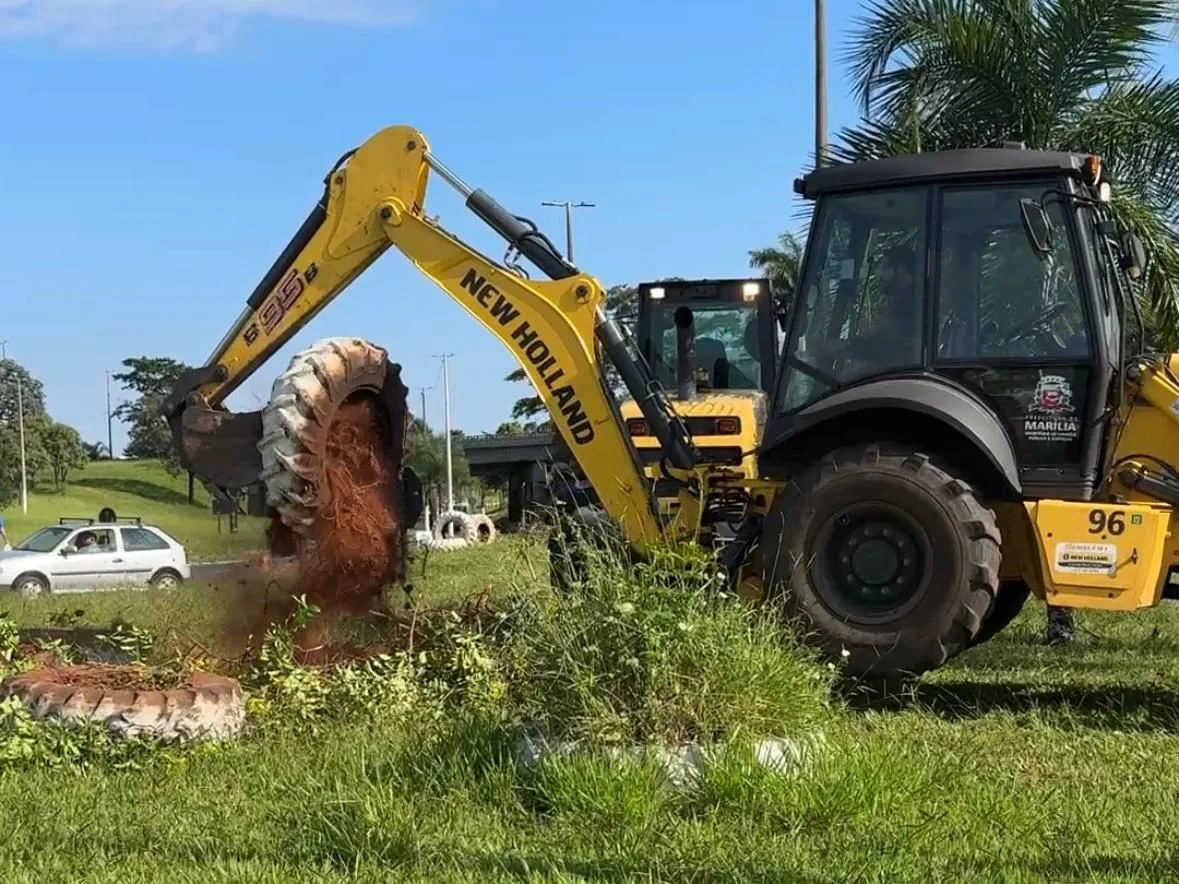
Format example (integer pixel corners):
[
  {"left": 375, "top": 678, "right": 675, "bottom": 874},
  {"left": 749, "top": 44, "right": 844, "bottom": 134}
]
[
  {"left": 0, "top": 359, "right": 46, "bottom": 425},
  {"left": 749, "top": 231, "right": 805, "bottom": 295},
  {"left": 495, "top": 420, "right": 546, "bottom": 435},
  {"left": 42, "top": 422, "right": 88, "bottom": 490},
  {"left": 503, "top": 282, "right": 639, "bottom": 422},
  {"left": 112, "top": 356, "right": 191, "bottom": 471},
  {"left": 83, "top": 441, "right": 110, "bottom": 461},
  {"left": 405, "top": 417, "right": 471, "bottom": 517},
  {"left": 835, "top": 0, "right": 1179, "bottom": 343},
  {"left": 0, "top": 358, "right": 51, "bottom": 498}
]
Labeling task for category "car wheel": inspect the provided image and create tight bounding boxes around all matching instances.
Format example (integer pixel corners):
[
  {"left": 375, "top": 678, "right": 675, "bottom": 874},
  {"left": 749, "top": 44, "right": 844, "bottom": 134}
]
[
  {"left": 12, "top": 573, "right": 49, "bottom": 599},
  {"left": 151, "top": 570, "right": 182, "bottom": 591}
]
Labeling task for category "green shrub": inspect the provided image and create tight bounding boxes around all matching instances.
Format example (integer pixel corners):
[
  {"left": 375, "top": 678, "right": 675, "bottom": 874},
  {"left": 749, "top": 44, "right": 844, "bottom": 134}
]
[{"left": 500, "top": 538, "right": 834, "bottom": 746}]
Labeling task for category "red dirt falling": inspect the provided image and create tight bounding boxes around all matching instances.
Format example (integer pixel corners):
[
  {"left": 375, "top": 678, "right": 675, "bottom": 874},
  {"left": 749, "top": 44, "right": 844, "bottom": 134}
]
[
  {"left": 267, "top": 394, "right": 404, "bottom": 663},
  {"left": 294, "top": 395, "right": 403, "bottom": 614}
]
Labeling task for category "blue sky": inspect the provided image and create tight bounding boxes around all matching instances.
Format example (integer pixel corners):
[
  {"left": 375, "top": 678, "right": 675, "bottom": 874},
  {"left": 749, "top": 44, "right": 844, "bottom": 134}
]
[{"left": 1, "top": 0, "right": 928, "bottom": 449}]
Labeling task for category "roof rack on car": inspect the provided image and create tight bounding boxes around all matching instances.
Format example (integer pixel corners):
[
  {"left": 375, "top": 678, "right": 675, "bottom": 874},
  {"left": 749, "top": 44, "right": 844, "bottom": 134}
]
[{"left": 58, "top": 516, "right": 144, "bottom": 527}]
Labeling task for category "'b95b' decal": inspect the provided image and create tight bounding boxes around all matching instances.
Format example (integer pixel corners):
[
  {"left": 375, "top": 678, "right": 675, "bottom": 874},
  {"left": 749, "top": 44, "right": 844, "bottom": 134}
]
[{"left": 244, "top": 263, "right": 319, "bottom": 346}]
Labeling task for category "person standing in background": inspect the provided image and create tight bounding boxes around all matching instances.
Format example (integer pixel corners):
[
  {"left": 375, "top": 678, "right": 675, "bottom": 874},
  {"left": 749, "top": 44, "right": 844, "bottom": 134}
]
[{"left": 0, "top": 514, "right": 8, "bottom": 550}]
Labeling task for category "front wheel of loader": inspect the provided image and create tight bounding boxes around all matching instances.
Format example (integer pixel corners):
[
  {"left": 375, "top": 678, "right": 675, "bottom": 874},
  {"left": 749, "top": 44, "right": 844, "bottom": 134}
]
[
  {"left": 257, "top": 337, "right": 410, "bottom": 538},
  {"left": 761, "top": 443, "right": 1001, "bottom": 680}
]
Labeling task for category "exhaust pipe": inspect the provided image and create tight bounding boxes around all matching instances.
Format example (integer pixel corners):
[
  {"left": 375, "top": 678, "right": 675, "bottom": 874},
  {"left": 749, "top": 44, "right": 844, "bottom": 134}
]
[{"left": 674, "top": 306, "right": 696, "bottom": 400}]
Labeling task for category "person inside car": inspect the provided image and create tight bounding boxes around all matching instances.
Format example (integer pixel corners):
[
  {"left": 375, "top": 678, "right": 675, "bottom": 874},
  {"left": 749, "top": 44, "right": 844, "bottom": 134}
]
[{"left": 73, "top": 531, "right": 99, "bottom": 553}]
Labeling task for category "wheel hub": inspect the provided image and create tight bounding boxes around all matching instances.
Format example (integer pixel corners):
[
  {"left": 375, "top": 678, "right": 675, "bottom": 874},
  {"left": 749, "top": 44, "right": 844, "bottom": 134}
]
[{"left": 815, "top": 506, "right": 928, "bottom": 621}]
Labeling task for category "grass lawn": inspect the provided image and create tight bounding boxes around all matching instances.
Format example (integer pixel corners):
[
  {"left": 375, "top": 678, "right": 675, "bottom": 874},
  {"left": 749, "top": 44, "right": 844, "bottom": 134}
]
[
  {"left": 2, "top": 539, "right": 1179, "bottom": 882},
  {"left": 1, "top": 459, "right": 266, "bottom": 562}
]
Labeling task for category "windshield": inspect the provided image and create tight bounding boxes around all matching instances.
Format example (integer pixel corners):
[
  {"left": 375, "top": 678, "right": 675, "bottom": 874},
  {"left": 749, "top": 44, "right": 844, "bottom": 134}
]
[
  {"left": 648, "top": 303, "right": 762, "bottom": 391},
  {"left": 14, "top": 526, "right": 71, "bottom": 553},
  {"left": 779, "top": 187, "right": 926, "bottom": 412}
]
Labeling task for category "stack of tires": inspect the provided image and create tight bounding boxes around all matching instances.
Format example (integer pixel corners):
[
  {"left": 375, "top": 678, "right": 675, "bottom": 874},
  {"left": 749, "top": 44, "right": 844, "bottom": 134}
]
[{"left": 423, "top": 511, "right": 498, "bottom": 552}]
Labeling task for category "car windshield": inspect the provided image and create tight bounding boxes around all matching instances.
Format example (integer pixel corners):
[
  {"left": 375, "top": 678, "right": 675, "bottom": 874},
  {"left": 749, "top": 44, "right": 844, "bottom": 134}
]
[{"left": 14, "top": 526, "right": 71, "bottom": 553}]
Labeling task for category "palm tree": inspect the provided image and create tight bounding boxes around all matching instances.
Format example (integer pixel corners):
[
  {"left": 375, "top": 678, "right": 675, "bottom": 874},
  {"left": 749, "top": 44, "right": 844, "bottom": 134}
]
[
  {"left": 749, "top": 231, "right": 805, "bottom": 294},
  {"left": 834, "top": 0, "right": 1179, "bottom": 344}
]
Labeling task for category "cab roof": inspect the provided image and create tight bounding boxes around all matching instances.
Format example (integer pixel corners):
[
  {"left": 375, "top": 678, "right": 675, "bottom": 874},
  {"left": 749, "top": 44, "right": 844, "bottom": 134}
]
[{"left": 794, "top": 146, "right": 1089, "bottom": 200}]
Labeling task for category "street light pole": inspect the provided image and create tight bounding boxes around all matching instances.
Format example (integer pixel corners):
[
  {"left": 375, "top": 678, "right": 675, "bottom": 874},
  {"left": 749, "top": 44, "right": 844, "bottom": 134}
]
[
  {"left": 16, "top": 374, "right": 25, "bottom": 514},
  {"left": 105, "top": 370, "right": 114, "bottom": 459},
  {"left": 418, "top": 385, "right": 433, "bottom": 430},
  {"left": 0, "top": 341, "right": 29, "bottom": 513},
  {"left": 433, "top": 354, "right": 456, "bottom": 513},
  {"left": 815, "top": 0, "right": 828, "bottom": 168},
  {"left": 540, "top": 200, "right": 595, "bottom": 261}
]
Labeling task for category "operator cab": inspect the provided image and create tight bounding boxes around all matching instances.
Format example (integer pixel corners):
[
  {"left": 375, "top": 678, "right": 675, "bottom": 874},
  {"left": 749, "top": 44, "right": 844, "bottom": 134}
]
[
  {"left": 621, "top": 277, "right": 779, "bottom": 486},
  {"left": 771, "top": 145, "right": 1136, "bottom": 501},
  {"left": 636, "top": 277, "right": 780, "bottom": 394}
]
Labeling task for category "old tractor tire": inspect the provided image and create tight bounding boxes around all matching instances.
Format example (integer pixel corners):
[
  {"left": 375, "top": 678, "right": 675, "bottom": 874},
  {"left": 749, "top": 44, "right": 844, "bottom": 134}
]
[
  {"left": 470, "top": 514, "right": 497, "bottom": 544},
  {"left": 425, "top": 510, "right": 476, "bottom": 551},
  {"left": 258, "top": 337, "right": 409, "bottom": 536},
  {"left": 1, "top": 668, "right": 244, "bottom": 743},
  {"left": 761, "top": 443, "right": 1001, "bottom": 680}
]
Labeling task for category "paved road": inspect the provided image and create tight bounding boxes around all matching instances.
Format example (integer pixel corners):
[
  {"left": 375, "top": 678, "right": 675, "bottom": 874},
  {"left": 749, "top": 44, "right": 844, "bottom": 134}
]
[{"left": 189, "top": 558, "right": 296, "bottom": 586}]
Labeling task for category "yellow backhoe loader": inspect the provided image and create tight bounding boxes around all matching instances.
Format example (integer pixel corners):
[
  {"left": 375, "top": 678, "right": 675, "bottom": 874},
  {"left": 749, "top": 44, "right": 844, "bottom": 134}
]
[{"left": 162, "top": 125, "right": 1172, "bottom": 680}]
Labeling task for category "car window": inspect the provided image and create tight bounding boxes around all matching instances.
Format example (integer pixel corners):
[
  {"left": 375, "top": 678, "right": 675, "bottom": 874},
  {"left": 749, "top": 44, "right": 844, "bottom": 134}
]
[
  {"left": 69, "top": 528, "right": 116, "bottom": 553},
  {"left": 121, "top": 527, "right": 170, "bottom": 552},
  {"left": 15, "top": 526, "right": 71, "bottom": 552}
]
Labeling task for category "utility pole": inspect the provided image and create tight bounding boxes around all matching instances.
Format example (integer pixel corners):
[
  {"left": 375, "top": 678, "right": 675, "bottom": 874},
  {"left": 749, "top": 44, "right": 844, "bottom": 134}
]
[
  {"left": 417, "top": 386, "right": 433, "bottom": 429},
  {"left": 105, "top": 370, "right": 114, "bottom": 459},
  {"left": 540, "top": 200, "right": 595, "bottom": 261},
  {"left": 0, "top": 341, "right": 28, "bottom": 514},
  {"left": 815, "top": 0, "right": 828, "bottom": 168},
  {"left": 433, "top": 354, "right": 456, "bottom": 514},
  {"left": 16, "top": 374, "right": 25, "bottom": 514}
]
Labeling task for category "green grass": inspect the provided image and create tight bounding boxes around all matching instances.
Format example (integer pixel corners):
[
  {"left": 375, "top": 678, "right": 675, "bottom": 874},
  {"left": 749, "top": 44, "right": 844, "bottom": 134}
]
[
  {"left": 4, "top": 540, "right": 1179, "bottom": 882},
  {"left": 1, "top": 459, "right": 266, "bottom": 562}
]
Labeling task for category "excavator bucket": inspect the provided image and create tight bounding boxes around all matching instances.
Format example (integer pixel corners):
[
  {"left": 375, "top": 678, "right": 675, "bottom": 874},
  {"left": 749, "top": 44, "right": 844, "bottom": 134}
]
[{"left": 169, "top": 404, "right": 265, "bottom": 499}]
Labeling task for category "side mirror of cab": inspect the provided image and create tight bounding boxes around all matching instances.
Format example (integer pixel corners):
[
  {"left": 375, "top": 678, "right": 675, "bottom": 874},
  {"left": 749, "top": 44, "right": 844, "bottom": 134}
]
[
  {"left": 1019, "top": 198, "right": 1053, "bottom": 256},
  {"left": 1120, "top": 230, "right": 1147, "bottom": 280}
]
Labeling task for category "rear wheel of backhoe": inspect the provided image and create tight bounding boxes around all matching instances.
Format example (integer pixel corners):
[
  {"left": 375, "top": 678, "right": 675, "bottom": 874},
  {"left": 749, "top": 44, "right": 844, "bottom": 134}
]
[
  {"left": 761, "top": 443, "right": 1001, "bottom": 680},
  {"left": 257, "top": 337, "right": 410, "bottom": 537}
]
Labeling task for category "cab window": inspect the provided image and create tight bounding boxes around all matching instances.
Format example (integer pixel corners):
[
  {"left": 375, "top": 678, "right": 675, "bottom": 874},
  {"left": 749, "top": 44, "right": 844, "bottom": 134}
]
[
  {"left": 779, "top": 187, "right": 927, "bottom": 412},
  {"left": 650, "top": 303, "right": 762, "bottom": 391},
  {"left": 936, "top": 183, "right": 1090, "bottom": 360}
]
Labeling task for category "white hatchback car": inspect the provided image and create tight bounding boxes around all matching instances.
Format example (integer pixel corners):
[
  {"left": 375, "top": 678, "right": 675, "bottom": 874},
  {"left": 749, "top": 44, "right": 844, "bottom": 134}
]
[{"left": 0, "top": 521, "right": 191, "bottom": 596}]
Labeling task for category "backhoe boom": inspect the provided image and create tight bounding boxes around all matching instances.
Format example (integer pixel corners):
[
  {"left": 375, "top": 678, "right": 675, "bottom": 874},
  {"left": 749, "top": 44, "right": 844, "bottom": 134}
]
[{"left": 162, "top": 125, "right": 692, "bottom": 548}]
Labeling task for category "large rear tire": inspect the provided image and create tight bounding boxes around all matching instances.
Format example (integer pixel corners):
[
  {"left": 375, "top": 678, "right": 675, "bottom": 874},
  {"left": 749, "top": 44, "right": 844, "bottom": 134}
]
[
  {"left": 257, "top": 337, "right": 410, "bottom": 536},
  {"left": 761, "top": 443, "right": 1001, "bottom": 679}
]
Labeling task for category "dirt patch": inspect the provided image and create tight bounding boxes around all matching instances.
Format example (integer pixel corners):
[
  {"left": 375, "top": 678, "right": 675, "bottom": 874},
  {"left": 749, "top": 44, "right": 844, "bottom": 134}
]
[{"left": 15, "top": 664, "right": 190, "bottom": 691}]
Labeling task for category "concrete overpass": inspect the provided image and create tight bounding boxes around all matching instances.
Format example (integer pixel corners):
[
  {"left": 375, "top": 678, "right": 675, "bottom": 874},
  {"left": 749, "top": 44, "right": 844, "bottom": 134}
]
[{"left": 461, "top": 432, "right": 571, "bottom": 524}]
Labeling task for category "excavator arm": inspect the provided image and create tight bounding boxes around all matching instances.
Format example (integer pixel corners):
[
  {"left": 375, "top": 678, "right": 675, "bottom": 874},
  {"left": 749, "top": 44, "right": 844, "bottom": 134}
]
[{"left": 162, "top": 125, "right": 699, "bottom": 549}]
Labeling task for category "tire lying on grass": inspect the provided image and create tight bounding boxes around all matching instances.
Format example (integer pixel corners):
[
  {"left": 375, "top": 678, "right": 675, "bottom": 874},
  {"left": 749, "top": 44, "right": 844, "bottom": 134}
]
[
  {"left": 469, "top": 513, "right": 497, "bottom": 544},
  {"left": 1, "top": 667, "right": 245, "bottom": 743},
  {"left": 424, "top": 510, "right": 476, "bottom": 552}
]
